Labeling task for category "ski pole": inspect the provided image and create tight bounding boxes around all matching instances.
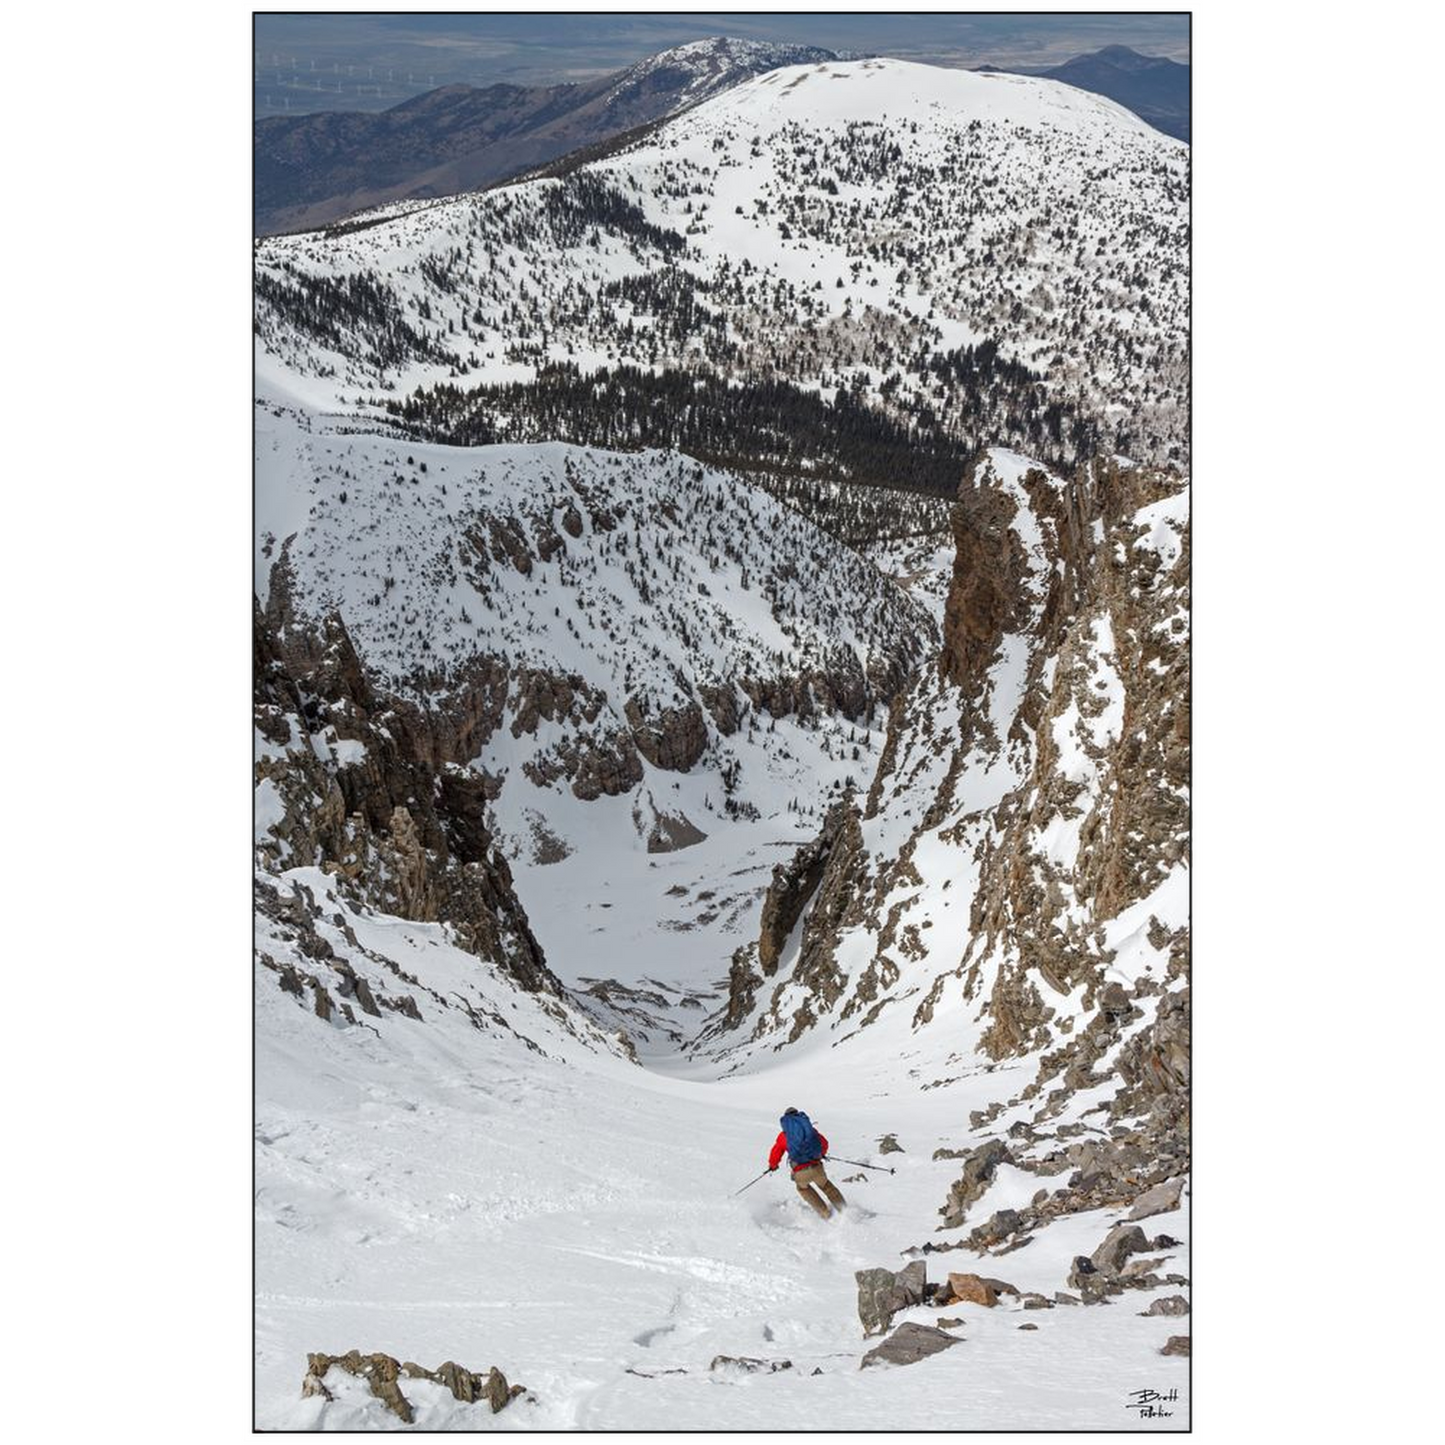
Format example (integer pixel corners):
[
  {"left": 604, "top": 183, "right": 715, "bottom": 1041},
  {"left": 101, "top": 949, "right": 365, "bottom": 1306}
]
[
  {"left": 732, "top": 1168, "right": 772, "bottom": 1197},
  {"left": 826, "top": 1155, "right": 895, "bottom": 1175}
]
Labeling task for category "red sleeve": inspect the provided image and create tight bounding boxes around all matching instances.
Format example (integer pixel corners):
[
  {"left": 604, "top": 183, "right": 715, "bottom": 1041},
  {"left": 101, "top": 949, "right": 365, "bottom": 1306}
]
[
  {"left": 768, "top": 1132, "right": 787, "bottom": 1169},
  {"left": 818, "top": 1132, "right": 829, "bottom": 1156}
]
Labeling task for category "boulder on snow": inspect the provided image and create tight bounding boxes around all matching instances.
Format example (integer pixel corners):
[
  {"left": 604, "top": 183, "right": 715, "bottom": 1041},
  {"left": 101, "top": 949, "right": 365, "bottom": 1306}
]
[
  {"left": 940, "top": 1272, "right": 1018, "bottom": 1308},
  {"left": 1090, "top": 1223, "right": 1152, "bottom": 1275},
  {"left": 878, "top": 1133, "right": 904, "bottom": 1154},
  {"left": 1140, "top": 1295, "right": 1190, "bottom": 1317},
  {"left": 1122, "top": 1256, "right": 1170, "bottom": 1279},
  {"left": 860, "top": 1322, "right": 961, "bottom": 1369},
  {"left": 856, "top": 1260, "right": 927, "bottom": 1336},
  {"left": 967, "top": 1207, "right": 1024, "bottom": 1247},
  {"left": 709, "top": 1356, "right": 793, "bottom": 1374},
  {"left": 1161, "top": 1335, "right": 1190, "bottom": 1357},
  {"left": 301, "top": 1351, "right": 528, "bottom": 1422},
  {"left": 939, "top": 1139, "right": 1012, "bottom": 1228},
  {"left": 1127, "top": 1176, "right": 1186, "bottom": 1221},
  {"left": 1066, "top": 1256, "right": 1114, "bottom": 1303}
]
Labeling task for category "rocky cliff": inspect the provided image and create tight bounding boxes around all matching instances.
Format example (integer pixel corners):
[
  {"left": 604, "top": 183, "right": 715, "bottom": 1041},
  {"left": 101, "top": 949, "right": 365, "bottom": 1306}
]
[
  {"left": 254, "top": 594, "right": 575, "bottom": 979},
  {"left": 710, "top": 446, "right": 1189, "bottom": 1202}
]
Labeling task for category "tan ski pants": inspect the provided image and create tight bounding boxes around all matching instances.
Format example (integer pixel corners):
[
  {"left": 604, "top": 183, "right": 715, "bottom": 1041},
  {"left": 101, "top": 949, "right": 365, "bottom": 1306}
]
[{"left": 793, "top": 1162, "right": 846, "bottom": 1219}]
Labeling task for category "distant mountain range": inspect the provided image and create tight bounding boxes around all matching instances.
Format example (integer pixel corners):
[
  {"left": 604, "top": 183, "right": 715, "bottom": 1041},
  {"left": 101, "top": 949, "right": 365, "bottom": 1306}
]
[
  {"left": 987, "top": 45, "right": 1189, "bottom": 141},
  {"left": 254, "top": 37, "right": 840, "bottom": 235},
  {"left": 254, "top": 38, "right": 1188, "bottom": 237}
]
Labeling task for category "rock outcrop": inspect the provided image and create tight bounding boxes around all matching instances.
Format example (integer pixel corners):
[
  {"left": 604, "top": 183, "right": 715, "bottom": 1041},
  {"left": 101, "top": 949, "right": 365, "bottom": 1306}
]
[
  {"left": 714, "top": 450, "right": 1188, "bottom": 1070},
  {"left": 707, "top": 446, "right": 1190, "bottom": 1312},
  {"left": 256, "top": 602, "right": 558, "bottom": 996},
  {"left": 856, "top": 1260, "right": 928, "bottom": 1337},
  {"left": 859, "top": 1322, "right": 961, "bottom": 1369},
  {"left": 301, "top": 1351, "right": 527, "bottom": 1421},
  {"left": 709, "top": 1356, "right": 794, "bottom": 1374},
  {"left": 939, "top": 1139, "right": 1013, "bottom": 1229},
  {"left": 936, "top": 1272, "right": 1019, "bottom": 1308}
]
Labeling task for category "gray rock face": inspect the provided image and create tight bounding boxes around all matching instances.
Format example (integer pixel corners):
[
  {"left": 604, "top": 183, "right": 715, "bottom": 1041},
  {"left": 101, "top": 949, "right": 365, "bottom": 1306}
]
[
  {"left": 968, "top": 1207, "right": 1023, "bottom": 1247},
  {"left": 1161, "top": 1335, "right": 1190, "bottom": 1357},
  {"left": 756, "top": 802, "right": 852, "bottom": 975},
  {"left": 1127, "top": 1177, "right": 1186, "bottom": 1221},
  {"left": 859, "top": 1322, "right": 961, "bottom": 1369},
  {"left": 624, "top": 696, "right": 708, "bottom": 772},
  {"left": 855, "top": 1261, "right": 928, "bottom": 1337},
  {"left": 253, "top": 606, "right": 557, "bottom": 995},
  {"left": 1091, "top": 1223, "right": 1152, "bottom": 1275},
  {"left": 939, "top": 1139, "right": 1012, "bottom": 1228}
]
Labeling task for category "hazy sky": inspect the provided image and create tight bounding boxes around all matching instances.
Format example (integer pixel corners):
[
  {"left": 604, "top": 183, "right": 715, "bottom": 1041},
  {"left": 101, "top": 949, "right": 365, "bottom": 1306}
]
[{"left": 254, "top": 12, "right": 1189, "bottom": 117}]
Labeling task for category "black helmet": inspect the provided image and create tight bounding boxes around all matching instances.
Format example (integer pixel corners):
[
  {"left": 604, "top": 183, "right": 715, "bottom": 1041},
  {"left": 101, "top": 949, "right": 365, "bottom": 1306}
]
[{"left": 782, "top": 1106, "right": 799, "bottom": 1115}]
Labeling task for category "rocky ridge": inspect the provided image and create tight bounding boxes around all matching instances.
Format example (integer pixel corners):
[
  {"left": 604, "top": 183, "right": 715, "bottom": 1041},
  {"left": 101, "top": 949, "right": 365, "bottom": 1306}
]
[
  {"left": 709, "top": 444, "right": 1188, "bottom": 1248},
  {"left": 257, "top": 407, "right": 934, "bottom": 868},
  {"left": 254, "top": 596, "right": 634, "bottom": 1059}
]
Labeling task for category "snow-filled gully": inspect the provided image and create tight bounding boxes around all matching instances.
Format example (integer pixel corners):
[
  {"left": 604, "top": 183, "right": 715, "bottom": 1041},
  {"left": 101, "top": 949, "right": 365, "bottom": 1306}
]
[{"left": 256, "top": 874, "right": 1189, "bottom": 1429}]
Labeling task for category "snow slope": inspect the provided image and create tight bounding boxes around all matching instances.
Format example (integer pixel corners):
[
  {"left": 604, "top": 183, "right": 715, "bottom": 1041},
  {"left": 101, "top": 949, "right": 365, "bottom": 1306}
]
[
  {"left": 254, "top": 58, "right": 1190, "bottom": 1429},
  {"left": 256, "top": 864, "right": 1190, "bottom": 1430}
]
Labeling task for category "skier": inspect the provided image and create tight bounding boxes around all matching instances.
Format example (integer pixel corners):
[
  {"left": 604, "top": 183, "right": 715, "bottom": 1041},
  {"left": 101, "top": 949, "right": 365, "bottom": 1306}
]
[{"left": 768, "top": 1107, "right": 846, "bottom": 1220}]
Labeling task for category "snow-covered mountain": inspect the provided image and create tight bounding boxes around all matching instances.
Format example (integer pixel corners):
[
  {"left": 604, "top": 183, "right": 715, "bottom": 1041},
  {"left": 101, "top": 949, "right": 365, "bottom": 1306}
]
[
  {"left": 255, "top": 53, "right": 1189, "bottom": 1430},
  {"left": 255, "top": 36, "right": 841, "bottom": 235},
  {"left": 255, "top": 58, "right": 1188, "bottom": 469},
  {"left": 603, "top": 36, "right": 844, "bottom": 110}
]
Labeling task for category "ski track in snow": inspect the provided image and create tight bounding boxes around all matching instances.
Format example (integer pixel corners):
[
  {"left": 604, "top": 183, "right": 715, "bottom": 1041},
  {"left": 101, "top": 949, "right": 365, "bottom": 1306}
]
[{"left": 256, "top": 894, "right": 1190, "bottom": 1429}]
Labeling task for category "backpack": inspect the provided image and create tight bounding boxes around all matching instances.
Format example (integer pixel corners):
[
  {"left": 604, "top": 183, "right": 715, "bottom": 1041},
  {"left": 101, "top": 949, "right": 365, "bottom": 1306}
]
[{"left": 780, "top": 1109, "right": 822, "bottom": 1166}]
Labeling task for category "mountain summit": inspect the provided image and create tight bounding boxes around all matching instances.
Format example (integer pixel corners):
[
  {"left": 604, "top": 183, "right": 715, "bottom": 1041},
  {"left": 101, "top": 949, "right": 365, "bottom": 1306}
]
[{"left": 605, "top": 36, "right": 839, "bottom": 105}]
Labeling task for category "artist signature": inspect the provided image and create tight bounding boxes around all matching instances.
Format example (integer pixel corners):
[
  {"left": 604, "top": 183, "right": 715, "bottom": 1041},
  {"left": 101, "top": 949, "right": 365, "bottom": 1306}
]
[{"left": 1126, "top": 1387, "right": 1180, "bottom": 1419}]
